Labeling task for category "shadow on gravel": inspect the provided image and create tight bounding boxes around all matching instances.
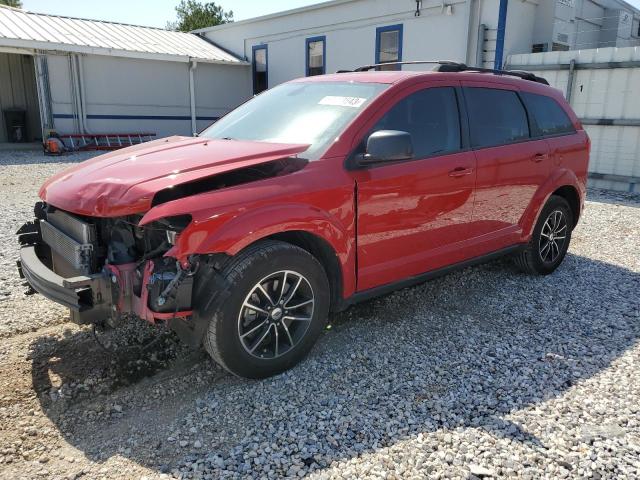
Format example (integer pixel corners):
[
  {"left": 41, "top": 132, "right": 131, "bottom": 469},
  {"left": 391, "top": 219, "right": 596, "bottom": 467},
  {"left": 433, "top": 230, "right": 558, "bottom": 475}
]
[{"left": 28, "top": 253, "right": 639, "bottom": 475}]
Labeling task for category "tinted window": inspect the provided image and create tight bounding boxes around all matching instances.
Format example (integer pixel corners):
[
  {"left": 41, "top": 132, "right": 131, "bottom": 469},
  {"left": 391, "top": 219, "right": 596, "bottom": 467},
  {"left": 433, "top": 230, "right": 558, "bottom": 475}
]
[
  {"left": 522, "top": 92, "right": 575, "bottom": 136},
  {"left": 372, "top": 87, "right": 461, "bottom": 158},
  {"left": 465, "top": 87, "right": 529, "bottom": 148}
]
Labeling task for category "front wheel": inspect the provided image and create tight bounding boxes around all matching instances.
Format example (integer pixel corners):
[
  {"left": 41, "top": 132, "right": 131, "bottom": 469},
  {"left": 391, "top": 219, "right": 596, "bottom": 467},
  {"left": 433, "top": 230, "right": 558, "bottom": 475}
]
[
  {"left": 202, "top": 240, "right": 330, "bottom": 378},
  {"left": 514, "top": 195, "right": 574, "bottom": 275}
]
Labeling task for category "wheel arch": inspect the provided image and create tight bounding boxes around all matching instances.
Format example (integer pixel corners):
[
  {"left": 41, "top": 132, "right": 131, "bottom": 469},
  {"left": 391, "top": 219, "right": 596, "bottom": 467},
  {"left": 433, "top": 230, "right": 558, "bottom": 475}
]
[
  {"left": 520, "top": 169, "right": 584, "bottom": 239},
  {"left": 551, "top": 185, "right": 581, "bottom": 228},
  {"left": 244, "top": 230, "right": 344, "bottom": 312}
]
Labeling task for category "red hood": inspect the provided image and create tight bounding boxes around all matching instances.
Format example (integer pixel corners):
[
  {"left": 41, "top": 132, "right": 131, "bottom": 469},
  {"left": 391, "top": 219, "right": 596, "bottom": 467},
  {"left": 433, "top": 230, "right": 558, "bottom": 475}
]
[{"left": 39, "top": 136, "right": 309, "bottom": 217}]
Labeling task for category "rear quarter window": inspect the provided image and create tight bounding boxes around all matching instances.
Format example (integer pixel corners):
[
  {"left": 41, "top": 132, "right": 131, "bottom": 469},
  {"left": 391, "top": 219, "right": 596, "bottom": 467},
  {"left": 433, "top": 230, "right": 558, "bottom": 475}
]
[
  {"left": 521, "top": 92, "right": 576, "bottom": 136},
  {"left": 464, "top": 87, "right": 530, "bottom": 148}
]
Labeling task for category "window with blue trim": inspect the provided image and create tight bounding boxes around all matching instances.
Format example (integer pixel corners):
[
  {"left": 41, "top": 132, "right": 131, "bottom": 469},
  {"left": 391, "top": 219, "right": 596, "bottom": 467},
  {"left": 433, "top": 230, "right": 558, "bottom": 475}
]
[
  {"left": 306, "top": 36, "right": 326, "bottom": 76},
  {"left": 252, "top": 45, "right": 268, "bottom": 94},
  {"left": 376, "top": 24, "right": 403, "bottom": 71}
]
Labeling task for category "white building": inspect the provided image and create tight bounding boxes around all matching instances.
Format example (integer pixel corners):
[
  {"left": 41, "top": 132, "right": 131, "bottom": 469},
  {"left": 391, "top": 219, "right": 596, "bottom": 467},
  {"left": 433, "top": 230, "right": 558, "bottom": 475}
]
[
  {"left": 2, "top": 0, "right": 639, "bottom": 145},
  {"left": 0, "top": 5, "right": 250, "bottom": 143},
  {"left": 197, "top": 0, "right": 640, "bottom": 94}
]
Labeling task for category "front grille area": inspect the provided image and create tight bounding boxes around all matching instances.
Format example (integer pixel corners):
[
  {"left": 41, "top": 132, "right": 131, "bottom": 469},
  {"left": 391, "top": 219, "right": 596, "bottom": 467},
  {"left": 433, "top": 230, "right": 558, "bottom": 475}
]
[
  {"left": 47, "top": 209, "right": 96, "bottom": 244},
  {"left": 40, "top": 209, "right": 98, "bottom": 276},
  {"left": 40, "top": 220, "right": 94, "bottom": 274}
]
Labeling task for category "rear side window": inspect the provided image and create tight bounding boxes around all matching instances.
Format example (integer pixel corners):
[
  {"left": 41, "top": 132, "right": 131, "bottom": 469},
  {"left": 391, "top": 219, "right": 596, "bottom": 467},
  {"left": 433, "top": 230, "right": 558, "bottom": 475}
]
[
  {"left": 372, "top": 87, "right": 461, "bottom": 158},
  {"left": 521, "top": 92, "right": 575, "bottom": 136},
  {"left": 464, "top": 87, "right": 529, "bottom": 148}
]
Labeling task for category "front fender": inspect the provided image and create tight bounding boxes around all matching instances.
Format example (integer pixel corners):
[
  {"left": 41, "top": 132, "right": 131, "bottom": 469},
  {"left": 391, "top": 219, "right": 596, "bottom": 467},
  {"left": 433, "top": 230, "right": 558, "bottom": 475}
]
[
  {"left": 519, "top": 167, "right": 584, "bottom": 240},
  {"left": 141, "top": 197, "right": 356, "bottom": 297},
  {"left": 184, "top": 203, "right": 351, "bottom": 258}
]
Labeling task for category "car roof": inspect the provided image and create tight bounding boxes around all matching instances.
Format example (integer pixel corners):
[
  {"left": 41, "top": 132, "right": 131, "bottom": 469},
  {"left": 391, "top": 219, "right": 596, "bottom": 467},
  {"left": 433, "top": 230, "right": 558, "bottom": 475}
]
[{"left": 291, "top": 70, "right": 562, "bottom": 97}]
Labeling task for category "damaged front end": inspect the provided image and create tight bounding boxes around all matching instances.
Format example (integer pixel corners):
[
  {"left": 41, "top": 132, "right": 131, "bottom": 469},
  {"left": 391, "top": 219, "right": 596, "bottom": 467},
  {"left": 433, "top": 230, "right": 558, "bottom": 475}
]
[{"left": 16, "top": 202, "right": 197, "bottom": 329}]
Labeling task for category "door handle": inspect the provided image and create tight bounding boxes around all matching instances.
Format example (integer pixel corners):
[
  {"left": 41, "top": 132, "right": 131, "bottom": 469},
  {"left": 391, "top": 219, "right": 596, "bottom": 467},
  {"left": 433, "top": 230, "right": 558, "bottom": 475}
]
[
  {"left": 448, "top": 167, "right": 474, "bottom": 177},
  {"left": 532, "top": 153, "right": 548, "bottom": 163}
]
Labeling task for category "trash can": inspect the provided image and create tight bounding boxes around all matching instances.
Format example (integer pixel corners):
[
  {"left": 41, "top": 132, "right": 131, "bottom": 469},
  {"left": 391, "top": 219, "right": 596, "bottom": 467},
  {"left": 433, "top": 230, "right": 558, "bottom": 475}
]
[{"left": 3, "top": 108, "right": 27, "bottom": 142}]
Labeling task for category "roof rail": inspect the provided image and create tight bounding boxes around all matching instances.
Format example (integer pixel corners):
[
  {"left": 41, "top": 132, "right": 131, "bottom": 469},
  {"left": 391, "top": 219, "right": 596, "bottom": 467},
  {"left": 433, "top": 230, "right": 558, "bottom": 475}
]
[
  {"left": 351, "top": 60, "right": 463, "bottom": 72},
  {"left": 341, "top": 60, "right": 549, "bottom": 85}
]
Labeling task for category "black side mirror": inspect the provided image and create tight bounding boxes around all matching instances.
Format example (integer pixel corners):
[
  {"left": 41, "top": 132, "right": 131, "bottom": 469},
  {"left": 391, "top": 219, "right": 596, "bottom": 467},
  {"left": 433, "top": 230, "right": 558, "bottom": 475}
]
[{"left": 358, "top": 130, "right": 413, "bottom": 165}]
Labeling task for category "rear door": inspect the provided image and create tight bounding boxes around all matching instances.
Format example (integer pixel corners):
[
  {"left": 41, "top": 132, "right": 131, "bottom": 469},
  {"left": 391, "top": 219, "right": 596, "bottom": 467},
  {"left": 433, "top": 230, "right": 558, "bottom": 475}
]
[
  {"left": 352, "top": 83, "right": 478, "bottom": 291},
  {"left": 462, "top": 82, "right": 551, "bottom": 244}
]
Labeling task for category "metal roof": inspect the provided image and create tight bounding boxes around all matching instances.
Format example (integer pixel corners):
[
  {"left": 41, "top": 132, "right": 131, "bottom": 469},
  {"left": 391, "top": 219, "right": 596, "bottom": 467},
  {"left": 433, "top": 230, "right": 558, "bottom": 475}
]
[{"left": 0, "top": 5, "right": 246, "bottom": 64}]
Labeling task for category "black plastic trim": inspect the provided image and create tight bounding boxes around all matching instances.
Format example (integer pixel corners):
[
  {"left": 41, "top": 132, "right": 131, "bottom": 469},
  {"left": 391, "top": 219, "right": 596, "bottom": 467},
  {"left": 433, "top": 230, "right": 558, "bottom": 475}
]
[
  {"left": 19, "top": 246, "right": 108, "bottom": 311},
  {"left": 339, "top": 244, "right": 525, "bottom": 310}
]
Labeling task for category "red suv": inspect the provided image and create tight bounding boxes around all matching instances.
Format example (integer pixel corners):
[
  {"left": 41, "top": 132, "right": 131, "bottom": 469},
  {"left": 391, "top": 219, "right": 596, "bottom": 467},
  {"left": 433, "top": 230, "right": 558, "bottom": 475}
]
[{"left": 17, "top": 62, "right": 589, "bottom": 378}]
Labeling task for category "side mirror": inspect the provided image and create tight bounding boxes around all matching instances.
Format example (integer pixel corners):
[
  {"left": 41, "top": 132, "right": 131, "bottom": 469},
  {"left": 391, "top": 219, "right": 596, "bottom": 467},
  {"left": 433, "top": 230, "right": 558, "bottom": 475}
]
[{"left": 359, "top": 130, "right": 413, "bottom": 165}]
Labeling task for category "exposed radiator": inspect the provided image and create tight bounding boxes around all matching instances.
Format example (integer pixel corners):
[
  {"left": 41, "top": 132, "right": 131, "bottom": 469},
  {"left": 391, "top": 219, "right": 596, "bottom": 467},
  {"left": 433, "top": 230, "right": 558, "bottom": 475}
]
[
  {"left": 46, "top": 209, "right": 95, "bottom": 244},
  {"left": 40, "top": 220, "right": 94, "bottom": 274}
]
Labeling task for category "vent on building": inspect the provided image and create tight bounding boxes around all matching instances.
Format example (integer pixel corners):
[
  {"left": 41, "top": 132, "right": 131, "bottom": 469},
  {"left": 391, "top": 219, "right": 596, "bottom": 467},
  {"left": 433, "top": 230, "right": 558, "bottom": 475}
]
[
  {"left": 552, "top": 42, "right": 570, "bottom": 51},
  {"left": 557, "top": 33, "right": 569, "bottom": 43},
  {"left": 532, "top": 43, "right": 548, "bottom": 53}
]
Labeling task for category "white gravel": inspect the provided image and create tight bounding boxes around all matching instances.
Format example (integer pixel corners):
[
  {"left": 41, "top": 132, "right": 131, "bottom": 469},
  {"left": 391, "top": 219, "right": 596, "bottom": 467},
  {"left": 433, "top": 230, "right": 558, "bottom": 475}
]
[{"left": 0, "top": 149, "right": 639, "bottom": 479}]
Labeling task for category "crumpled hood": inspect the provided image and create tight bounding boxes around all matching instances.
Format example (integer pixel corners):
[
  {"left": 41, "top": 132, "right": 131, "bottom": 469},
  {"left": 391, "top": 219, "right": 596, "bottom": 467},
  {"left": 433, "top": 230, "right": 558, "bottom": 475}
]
[{"left": 39, "top": 136, "right": 309, "bottom": 217}]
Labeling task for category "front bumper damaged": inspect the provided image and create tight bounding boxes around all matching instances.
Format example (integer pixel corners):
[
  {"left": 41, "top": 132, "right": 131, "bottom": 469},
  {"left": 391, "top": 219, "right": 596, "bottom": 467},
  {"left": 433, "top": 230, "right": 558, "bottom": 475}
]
[
  {"left": 18, "top": 245, "right": 112, "bottom": 324},
  {"left": 16, "top": 209, "right": 196, "bottom": 330}
]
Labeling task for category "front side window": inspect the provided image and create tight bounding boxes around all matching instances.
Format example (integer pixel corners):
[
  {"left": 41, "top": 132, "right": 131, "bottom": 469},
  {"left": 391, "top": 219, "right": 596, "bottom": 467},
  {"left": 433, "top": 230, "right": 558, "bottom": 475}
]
[
  {"left": 252, "top": 45, "right": 268, "bottom": 94},
  {"left": 376, "top": 24, "right": 403, "bottom": 71},
  {"left": 372, "top": 87, "right": 461, "bottom": 158},
  {"left": 201, "top": 81, "right": 389, "bottom": 159},
  {"left": 306, "top": 36, "right": 326, "bottom": 76},
  {"left": 521, "top": 92, "right": 575, "bottom": 136},
  {"left": 464, "top": 87, "right": 530, "bottom": 148}
]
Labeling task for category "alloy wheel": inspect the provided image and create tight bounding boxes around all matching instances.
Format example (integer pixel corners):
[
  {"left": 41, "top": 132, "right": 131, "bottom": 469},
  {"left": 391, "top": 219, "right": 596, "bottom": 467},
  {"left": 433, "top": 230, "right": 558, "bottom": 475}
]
[
  {"left": 237, "top": 270, "right": 315, "bottom": 359},
  {"left": 539, "top": 209, "right": 567, "bottom": 263}
]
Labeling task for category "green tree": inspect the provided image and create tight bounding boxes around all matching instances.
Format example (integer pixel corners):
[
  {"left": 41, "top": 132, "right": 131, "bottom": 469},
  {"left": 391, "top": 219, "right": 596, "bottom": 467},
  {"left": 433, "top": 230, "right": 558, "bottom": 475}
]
[
  {"left": 166, "top": 1, "right": 233, "bottom": 32},
  {"left": 0, "top": 0, "right": 23, "bottom": 7}
]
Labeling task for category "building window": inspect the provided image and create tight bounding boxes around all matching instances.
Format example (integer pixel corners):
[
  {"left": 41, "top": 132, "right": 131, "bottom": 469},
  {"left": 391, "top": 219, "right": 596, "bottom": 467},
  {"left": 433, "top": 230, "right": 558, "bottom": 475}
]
[
  {"left": 252, "top": 44, "right": 268, "bottom": 94},
  {"left": 375, "top": 24, "right": 403, "bottom": 71},
  {"left": 306, "top": 36, "right": 326, "bottom": 76},
  {"left": 531, "top": 43, "right": 548, "bottom": 53}
]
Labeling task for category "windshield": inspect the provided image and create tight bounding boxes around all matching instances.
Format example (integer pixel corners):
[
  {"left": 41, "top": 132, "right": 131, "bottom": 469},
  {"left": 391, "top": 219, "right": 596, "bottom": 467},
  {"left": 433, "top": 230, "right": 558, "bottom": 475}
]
[{"left": 201, "top": 81, "right": 389, "bottom": 159}]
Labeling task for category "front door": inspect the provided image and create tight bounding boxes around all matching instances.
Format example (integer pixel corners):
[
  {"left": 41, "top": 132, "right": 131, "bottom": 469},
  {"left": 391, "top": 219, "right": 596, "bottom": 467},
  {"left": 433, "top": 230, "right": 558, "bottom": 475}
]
[{"left": 352, "top": 85, "right": 478, "bottom": 291}]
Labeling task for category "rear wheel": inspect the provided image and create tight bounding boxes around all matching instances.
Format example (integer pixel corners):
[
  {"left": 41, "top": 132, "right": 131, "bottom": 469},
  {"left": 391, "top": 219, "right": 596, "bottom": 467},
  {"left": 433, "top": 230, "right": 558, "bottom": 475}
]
[
  {"left": 514, "top": 195, "right": 573, "bottom": 275},
  {"left": 202, "top": 240, "right": 329, "bottom": 378}
]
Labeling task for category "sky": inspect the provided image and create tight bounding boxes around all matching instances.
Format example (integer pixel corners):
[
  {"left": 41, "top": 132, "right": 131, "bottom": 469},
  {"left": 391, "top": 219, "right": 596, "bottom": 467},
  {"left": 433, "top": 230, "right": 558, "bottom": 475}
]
[
  {"left": 19, "top": 0, "right": 640, "bottom": 29},
  {"left": 21, "top": 0, "right": 322, "bottom": 28}
]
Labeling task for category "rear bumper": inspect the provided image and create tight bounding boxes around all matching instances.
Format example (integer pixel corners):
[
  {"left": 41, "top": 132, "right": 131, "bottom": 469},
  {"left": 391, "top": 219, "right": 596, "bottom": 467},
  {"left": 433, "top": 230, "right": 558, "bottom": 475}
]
[{"left": 18, "top": 245, "right": 112, "bottom": 323}]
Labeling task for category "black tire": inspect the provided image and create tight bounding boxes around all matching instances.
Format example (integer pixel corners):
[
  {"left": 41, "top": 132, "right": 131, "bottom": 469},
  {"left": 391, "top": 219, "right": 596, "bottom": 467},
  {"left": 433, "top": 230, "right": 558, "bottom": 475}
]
[
  {"left": 514, "top": 195, "right": 573, "bottom": 275},
  {"left": 201, "top": 240, "right": 330, "bottom": 379}
]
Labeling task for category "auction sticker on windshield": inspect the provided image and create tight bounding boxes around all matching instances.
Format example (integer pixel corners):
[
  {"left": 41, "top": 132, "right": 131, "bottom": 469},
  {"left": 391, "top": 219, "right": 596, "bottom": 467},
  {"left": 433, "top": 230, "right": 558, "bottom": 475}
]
[{"left": 318, "top": 96, "right": 367, "bottom": 108}]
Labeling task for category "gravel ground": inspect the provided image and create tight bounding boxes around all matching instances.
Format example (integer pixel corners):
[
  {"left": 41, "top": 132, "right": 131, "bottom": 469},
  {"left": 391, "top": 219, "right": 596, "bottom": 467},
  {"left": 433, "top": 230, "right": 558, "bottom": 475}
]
[{"left": 0, "top": 149, "right": 639, "bottom": 479}]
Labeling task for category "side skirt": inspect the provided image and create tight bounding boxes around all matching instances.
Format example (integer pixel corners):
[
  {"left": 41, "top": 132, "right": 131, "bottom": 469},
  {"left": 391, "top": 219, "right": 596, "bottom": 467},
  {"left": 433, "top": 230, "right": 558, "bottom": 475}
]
[{"left": 338, "top": 244, "right": 526, "bottom": 310}]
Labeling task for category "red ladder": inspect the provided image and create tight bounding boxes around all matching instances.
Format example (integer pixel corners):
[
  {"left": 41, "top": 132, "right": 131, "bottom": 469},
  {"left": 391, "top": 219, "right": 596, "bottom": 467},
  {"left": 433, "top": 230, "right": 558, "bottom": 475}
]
[{"left": 60, "top": 132, "right": 156, "bottom": 151}]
